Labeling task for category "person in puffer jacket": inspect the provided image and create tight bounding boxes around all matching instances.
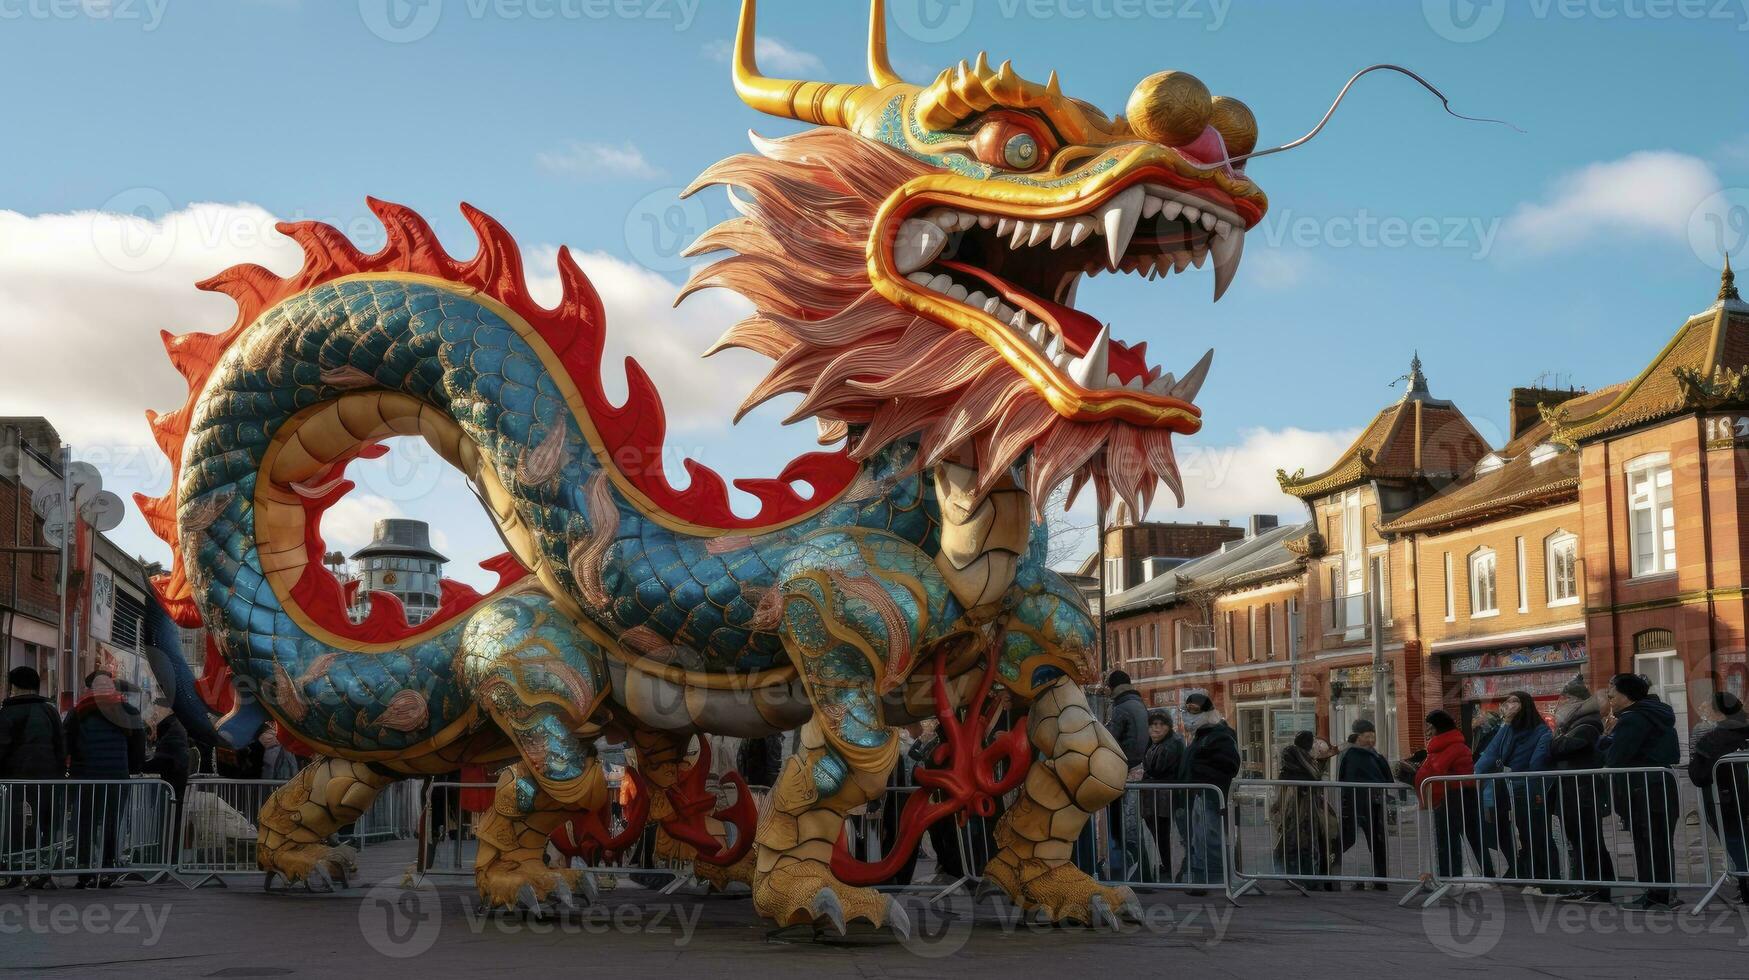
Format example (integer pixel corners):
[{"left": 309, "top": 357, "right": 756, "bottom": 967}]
[
  {"left": 63, "top": 671, "right": 145, "bottom": 888},
  {"left": 1601, "top": 672, "right": 1680, "bottom": 910},
  {"left": 1690, "top": 692, "right": 1749, "bottom": 906},
  {"left": 1549, "top": 677, "right": 1613, "bottom": 902},
  {"left": 1416, "top": 710, "right": 1495, "bottom": 880},
  {"left": 1474, "top": 691, "right": 1555, "bottom": 886}
]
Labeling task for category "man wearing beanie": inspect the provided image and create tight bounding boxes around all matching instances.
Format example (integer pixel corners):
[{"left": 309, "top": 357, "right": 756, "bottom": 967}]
[
  {"left": 1602, "top": 672, "right": 1681, "bottom": 910},
  {"left": 0, "top": 667, "right": 64, "bottom": 890},
  {"left": 1550, "top": 675, "right": 1613, "bottom": 902},
  {"left": 1177, "top": 692, "right": 1238, "bottom": 894},
  {"left": 1689, "top": 691, "right": 1749, "bottom": 905},
  {"left": 1104, "top": 670, "right": 1148, "bottom": 879},
  {"left": 1336, "top": 717, "right": 1393, "bottom": 888}
]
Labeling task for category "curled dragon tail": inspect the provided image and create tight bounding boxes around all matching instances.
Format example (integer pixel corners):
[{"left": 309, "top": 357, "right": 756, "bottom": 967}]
[{"left": 139, "top": 199, "right": 858, "bottom": 756}]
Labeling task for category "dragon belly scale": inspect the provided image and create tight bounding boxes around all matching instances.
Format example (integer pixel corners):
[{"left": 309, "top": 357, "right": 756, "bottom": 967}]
[{"left": 143, "top": 0, "right": 1271, "bottom": 928}]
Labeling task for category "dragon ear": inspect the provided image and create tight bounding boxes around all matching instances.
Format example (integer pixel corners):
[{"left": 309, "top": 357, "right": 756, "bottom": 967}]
[{"left": 733, "top": 0, "right": 894, "bottom": 129}]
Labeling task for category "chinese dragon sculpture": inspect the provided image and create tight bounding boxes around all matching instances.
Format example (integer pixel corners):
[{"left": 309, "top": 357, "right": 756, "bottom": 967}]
[{"left": 140, "top": 0, "right": 1267, "bottom": 931}]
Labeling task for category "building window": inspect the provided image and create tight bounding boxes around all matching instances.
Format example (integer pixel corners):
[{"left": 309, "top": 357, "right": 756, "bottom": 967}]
[
  {"left": 1469, "top": 548, "right": 1498, "bottom": 617},
  {"left": 1627, "top": 453, "right": 1676, "bottom": 576},
  {"left": 1225, "top": 610, "right": 1236, "bottom": 661},
  {"left": 1263, "top": 604, "right": 1276, "bottom": 659},
  {"left": 1546, "top": 531, "right": 1579, "bottom": 606},
  {"left": 1443, "top": 552, "right": 1454, "bottom": 621},
  {"left": 1515, "top": 536, "right": 1528, "bottom": 613},
  {"left": 1149, "top": 623, "right": 1159, "bottom": 661}
]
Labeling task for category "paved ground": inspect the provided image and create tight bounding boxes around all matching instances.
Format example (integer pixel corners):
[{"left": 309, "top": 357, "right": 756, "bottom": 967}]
[{"left": 5, "top": 842, "right": 1748, "bottom": 978}]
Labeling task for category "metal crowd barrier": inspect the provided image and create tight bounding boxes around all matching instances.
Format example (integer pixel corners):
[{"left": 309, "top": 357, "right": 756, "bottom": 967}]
[
  {"left": 1416, "top": 767, "right": 1716, "bottom": 911},
  {"left": 841, "top": 782, "right": 990, "bottom": 899},
  {"left": 1695, "top": 752, "right": 1749, "bottom": 914},
  {"left": 177, "top": 775, "right": 422, "bottom": 887},
  {"left": 1098, "top": 782, "right": 1233, "bottom": 898},
  {"left": 0, "top": 778, "right": 176, "bottom": 884},
  {"left": 1226, "top": 780, "right": 1425, "bottom": 898}
]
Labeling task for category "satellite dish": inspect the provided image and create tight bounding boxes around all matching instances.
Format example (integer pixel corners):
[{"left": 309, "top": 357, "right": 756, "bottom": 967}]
[
  {"left": 66, "top": 461, "right": 102, "bottom": 508},
  {"left": 80, "top": 490, "right": 125, "bottom": 532},
  {"left": 42, "top": 515, "right": 66, "bottom": 549},
  {"left": 30, "top": 488, "right": 66, "bottom": 521}
]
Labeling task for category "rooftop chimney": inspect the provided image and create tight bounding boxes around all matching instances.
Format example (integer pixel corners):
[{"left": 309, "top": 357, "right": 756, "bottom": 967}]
[
  {"left": 1509, "top": 387, "right": 1587, "bottom": 440},
  {"left": 1248, "top": 514, "right": 1279, "bottom": 538}
]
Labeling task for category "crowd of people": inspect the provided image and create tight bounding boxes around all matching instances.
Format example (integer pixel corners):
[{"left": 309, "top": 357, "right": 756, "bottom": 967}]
[
  {"left": 0, "top": 665, "right": 305, "bottom": 890},
  {"left": 1100, "top": 669, "right": 1749, "bottom": 911}
]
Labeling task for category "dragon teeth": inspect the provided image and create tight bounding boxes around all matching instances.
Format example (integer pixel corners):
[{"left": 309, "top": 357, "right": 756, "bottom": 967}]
[
  {"left": 1067, "top": 324, "right": 1111, "bottom": 388},
  {"left": 1100, "top": 186, "right": 1146, "bottom": 271},
  {"left": 894, "top": 219, "right": 948, "bottom": 275},
  {"left": 1212, "top": 229, "right": 1245, "bottom": 303}
]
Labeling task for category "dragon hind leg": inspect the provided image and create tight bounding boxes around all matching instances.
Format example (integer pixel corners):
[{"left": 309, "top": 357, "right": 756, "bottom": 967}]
[
  {"left": 983, "top": 675, "right": 1141, "bottom": 924},
  {"left": 474, "top": 761, "right": 607, "bottom": 908},
  {"left": 256, "top": 758, "right": 394, "bottom": 889}
]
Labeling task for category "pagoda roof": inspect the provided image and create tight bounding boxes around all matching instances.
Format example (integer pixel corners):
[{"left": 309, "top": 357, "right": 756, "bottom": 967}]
[
  {"left": 1543, "top": 265, "right": 1749, "bottom": 446},
  {"left": 1277, "top": 355, "right": 1489, "bottom": 500}
]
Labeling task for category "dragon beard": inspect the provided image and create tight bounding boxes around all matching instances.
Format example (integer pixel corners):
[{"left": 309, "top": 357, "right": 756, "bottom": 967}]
[{"left": 683, "top": 129, "right": 1184, "bottom": 519}]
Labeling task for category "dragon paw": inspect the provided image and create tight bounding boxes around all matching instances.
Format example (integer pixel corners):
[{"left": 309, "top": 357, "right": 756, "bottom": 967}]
[
  {"left": 981, "top": 855, "right": 1141, "bottom": 928},
  {"left": 753, "top": 860, "right": 907, "bottom": 935},
  {"left": 477, "top": 860, "right": 589, "bottom": 912},
  {"left": 690, "top": 846, "right": 757, "bottom": 893},
  {"left": 259, "top": 841, "right": 357, "bottom": 892}
]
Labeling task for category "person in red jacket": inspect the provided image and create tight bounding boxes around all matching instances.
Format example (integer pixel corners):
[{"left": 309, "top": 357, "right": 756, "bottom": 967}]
[{"left": 1416, "top": 710, "right": 1497, "bottom": 882}]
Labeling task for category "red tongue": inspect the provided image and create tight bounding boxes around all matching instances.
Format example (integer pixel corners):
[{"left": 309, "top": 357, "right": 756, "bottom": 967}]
[{"left": 938, "top": 261, "right": 1149, "bottom": 384}]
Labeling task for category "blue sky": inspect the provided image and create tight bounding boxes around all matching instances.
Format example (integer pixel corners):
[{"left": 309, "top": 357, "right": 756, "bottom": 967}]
[{"left": 2, "top": 0, "right": 1746, "bottom": 584}]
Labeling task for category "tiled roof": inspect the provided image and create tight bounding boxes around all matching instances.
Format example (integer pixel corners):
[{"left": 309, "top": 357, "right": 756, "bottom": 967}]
[
  {"left": 1545, "top": 301, "right": 1749, "bottom": 446},
  {"left": 1277, "top": 389, "right": 1488, "bottom": 499},
  {"left": 1379, "top": 415, "right": 1579, "bottom": 534},
  {"left": 1105, "top": 522, "right": 1309, "bottom": 617}
]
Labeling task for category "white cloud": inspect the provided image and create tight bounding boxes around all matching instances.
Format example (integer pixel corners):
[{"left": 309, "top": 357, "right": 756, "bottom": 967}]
[
  {"left": 1500, "top": 151, "right": 1721, "bottom": 253},
  {"left": 0, "top": 201, "right": 797, "bottom": 572},
  {"left": 535, "top": 141, "right": 663, "bottom": 180},
  {"left": 702, "top": 37, "right": 825, "bottom": 76}
]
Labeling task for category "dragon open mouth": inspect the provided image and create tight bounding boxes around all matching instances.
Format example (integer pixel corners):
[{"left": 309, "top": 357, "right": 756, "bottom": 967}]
[{"left": 887, "top": 179, "right": 1246, "bottom": 416}]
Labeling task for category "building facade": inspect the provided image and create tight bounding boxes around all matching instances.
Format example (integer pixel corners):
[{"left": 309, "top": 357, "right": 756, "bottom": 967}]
[
  {"left": 1104, "top": 268, "right": 1749, "bottom": 762},
  {"left": 348, "top": 518, "right": 449, "bottom": 625}
]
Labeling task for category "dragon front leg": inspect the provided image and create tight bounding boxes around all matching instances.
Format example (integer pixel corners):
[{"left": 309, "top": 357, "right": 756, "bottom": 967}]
[
  {"left": 979, "top": 564, "right": 1141, "bottom": 926},
  {"left": 256, "top": 758, "right": 394, "bottom": 890},
  {"left": 462, "top": 594, "right": 614, "bottom": 910},
  {"left": 753, "top": 529, "right": 963, "bottom": 933}
]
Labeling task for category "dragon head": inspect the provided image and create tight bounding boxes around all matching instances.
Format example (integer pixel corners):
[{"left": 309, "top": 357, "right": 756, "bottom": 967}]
[{"left": 687, "top": 0, "right": 1268, "bottom": 517}]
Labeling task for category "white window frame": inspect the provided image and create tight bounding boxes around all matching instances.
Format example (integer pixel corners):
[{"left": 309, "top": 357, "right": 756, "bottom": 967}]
[
  {"left": 1546, "top": 531, "right": 1580, "bottom": 607},
  {"left": 1515, "top": 536, "right": 1529, "bottom": 613},
  {"left": 1627, "top": 453, "right": 1677, "bottom": 577},
  {"left": 1443, "top": 552, "right": 1455, "bottom": 622},
  {"left": 1469, "top": 548, "right": 1499, "bottom": 618}
]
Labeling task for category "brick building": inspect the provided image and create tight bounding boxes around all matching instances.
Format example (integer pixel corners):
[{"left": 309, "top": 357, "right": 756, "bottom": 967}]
[{"left": 1103, "top": 266, "right": 1749, "bottom": 763}]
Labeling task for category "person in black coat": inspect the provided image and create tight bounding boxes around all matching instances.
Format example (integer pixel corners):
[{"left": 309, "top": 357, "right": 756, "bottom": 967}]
[
  {"left": 1104, "top": 671, "right": 1148, "bottom": 880},
  {"left": 1601, "top": 672, "right": 1681, "bottom": 910},
  {"left": 1336, "top": 719, "right": 1393, "bottom": 888},
  {"left": 1177, "top": 693, "right": 1240, "bottom": 893},
  {"left": 1139, "top": 709, "right": 1184, "bottom": 883},
  {"left": 0, "top": 667, "right": 65, "bottom": 890},
  {"left": 1549, "top": 677, "right": 1614, "bottom": 902},
  {"left": 1690, "top": 692, "right": 1749, "bottom": 905},
  {"left": 63, "top": 671, "right": 146, "bottom": 888},
  {"left": 735, "top": 733, "right": 784, "bottom": 789}
]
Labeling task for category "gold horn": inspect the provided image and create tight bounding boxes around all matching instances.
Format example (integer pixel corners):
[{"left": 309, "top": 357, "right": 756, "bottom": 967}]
[
  {"left": 868, "top": 0, "right": 903, "bottom": 87},
  {"left": 733, "top": 0, "right": 880, "bottom": 129}
]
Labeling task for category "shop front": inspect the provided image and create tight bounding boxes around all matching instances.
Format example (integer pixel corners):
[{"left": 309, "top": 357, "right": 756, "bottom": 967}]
[
  {"left": 1228, "top": 674, "right": 1315, "bottom": 780},
  {"left": 1328, "top": 663, "right": 1397, "bottom": 755},
  {"left": 1443, "top": 637, "right": 1587, "bottom": 734}
]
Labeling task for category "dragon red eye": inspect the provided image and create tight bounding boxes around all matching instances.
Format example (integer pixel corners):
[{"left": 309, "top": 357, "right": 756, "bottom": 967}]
[{"left": 970, "top": 117, "right": 1051, "bottom": 171}]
